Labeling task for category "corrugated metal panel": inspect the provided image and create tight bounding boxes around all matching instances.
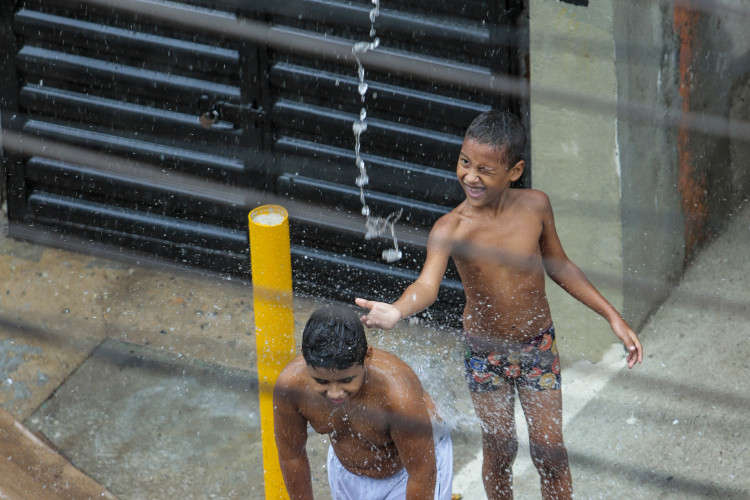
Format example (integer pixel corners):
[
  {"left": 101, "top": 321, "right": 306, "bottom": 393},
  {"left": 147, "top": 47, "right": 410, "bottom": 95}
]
[
  {"left": 4, "top": 0, "right": 256, "bottom": 276},
  {"left": 1, "top": 0, "right": 528, "bottom": 325}
]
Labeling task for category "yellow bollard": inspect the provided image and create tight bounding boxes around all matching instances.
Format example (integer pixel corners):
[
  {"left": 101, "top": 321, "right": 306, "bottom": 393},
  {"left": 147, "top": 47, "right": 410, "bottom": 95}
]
[{"left": 249, "top": 204, "right": 296, "bottom": 500}]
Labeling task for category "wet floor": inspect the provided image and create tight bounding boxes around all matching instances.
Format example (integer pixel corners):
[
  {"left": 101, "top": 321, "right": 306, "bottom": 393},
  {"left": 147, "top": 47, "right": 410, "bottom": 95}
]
[
  {"left": 0, "top": 204, "right": 480, "bottom": 499},
  {"left": 26, "top": 339, "right": 264, "bottom": 499}
]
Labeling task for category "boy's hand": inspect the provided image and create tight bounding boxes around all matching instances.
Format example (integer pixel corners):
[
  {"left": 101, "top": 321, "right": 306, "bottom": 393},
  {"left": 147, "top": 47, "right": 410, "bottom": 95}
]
[
  {"left": 610, "top": 318, "right": 643, "bottom": 368},
  {"left": 355, "top": 298, "right": 402, "bottom": 330}
]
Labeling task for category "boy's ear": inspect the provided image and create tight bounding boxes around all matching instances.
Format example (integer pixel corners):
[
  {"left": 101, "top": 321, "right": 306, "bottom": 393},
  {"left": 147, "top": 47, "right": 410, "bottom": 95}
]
[{"left": 509, "top": 160, "right": 525, "bottom": 181}]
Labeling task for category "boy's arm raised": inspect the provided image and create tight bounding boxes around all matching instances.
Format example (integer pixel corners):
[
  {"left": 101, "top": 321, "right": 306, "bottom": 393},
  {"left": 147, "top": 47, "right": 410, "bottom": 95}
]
[
  {"left": 537, "top": 192, "right": 643, "bottom": 368},
  {"left": 356, "top": 218, "right": 453, "bottom": 329}
]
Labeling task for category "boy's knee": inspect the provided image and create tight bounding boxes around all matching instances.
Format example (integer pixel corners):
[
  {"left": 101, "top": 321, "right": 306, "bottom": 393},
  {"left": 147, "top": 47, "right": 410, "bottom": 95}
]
[
  {"left": 529, "top": 440, "right": 569, "bottom": 477},
  {"left": 482, "top": 433, "right": 519, "bottom": 466}
]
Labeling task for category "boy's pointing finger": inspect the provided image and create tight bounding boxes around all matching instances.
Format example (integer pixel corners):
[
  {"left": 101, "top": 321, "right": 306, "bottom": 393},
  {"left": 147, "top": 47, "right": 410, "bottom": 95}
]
[{"left": 354, "top": 297, "right": 371, "bottom": 309}]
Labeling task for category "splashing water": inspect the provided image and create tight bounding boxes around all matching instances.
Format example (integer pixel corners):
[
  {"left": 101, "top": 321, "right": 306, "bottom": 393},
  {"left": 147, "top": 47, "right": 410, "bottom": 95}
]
[{"left": 352, "top": 0, "right": 403, "bottom": 263}]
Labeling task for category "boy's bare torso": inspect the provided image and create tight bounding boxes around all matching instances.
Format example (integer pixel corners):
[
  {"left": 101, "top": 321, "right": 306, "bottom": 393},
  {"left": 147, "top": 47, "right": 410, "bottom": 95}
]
[
  {"left": 285, "top": 350, "right": 435, "bottom": 479},
  {"left": 440, "top": 188, "right": 553, "bottom": 344}
]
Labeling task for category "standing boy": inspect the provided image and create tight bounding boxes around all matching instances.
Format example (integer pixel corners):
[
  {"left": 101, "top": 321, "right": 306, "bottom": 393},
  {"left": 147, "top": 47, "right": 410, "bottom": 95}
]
[
  {"left": 355, "top": 110, "right": 643, "bottom": 499},
  {"left": 273, "top": 305, "right": 453, "bottom": 500}
]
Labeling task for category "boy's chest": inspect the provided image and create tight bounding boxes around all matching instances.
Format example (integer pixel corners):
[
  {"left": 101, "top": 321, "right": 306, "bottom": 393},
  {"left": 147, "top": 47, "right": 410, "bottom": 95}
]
[
  {"left": 456, "top": 211, "right": 542, "bottom": 254},
  {"left": 306, "top": 407, "right": 392, "bottom": 447}
]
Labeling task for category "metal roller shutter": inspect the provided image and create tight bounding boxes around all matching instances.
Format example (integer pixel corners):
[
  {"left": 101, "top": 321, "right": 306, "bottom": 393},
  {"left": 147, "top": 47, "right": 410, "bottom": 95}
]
[{"left": 1, "top": 0, "right": 528, "bottom": 325}]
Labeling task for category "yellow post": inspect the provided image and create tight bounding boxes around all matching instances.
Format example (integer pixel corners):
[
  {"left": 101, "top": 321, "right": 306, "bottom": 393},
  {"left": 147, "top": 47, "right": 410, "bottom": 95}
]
[{"left": 249, "top": 204, "right": 296, "bottom": 500}]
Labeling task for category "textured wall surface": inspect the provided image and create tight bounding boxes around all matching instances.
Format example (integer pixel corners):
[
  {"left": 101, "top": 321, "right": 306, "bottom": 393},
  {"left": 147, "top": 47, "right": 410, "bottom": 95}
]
[
  {"left": 530, "top": 0, "right": 624, "bottom": 363},
  {"left": 531, "top": 0, "right": 748, "bottom": 363}
]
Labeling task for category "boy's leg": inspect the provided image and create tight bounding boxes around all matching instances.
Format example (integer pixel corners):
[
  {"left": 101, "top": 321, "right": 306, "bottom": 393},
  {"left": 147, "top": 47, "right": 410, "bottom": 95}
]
[
  {"left": 517, "top": 386, "right": 572, "bottom": 500},
  {"left": 470, "top": 384, "right": 518, "bottom": 500}
]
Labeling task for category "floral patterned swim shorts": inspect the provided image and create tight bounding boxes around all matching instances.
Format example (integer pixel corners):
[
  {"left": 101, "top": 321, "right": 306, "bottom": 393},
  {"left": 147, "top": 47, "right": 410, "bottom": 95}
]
[{"left": 464, "top": 325, "right": 561, "bottom": 392}]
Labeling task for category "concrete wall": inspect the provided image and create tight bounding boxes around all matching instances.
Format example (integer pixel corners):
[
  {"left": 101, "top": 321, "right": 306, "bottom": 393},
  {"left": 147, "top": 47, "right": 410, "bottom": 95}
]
[
  {"left": 614, "top": 2, "right": 685, "bottom": 328},
  {"left": 684, "top": 6, "right": 750, "bottom": 227},
  {"left": 530, "top": 1, "right": 626, "bottom": 363},
  {"left": 615, "top": 1, "right": 750, "bottom": 326},
  {"left": 530, "top": 1, "right": 750, "bottom": 363}
]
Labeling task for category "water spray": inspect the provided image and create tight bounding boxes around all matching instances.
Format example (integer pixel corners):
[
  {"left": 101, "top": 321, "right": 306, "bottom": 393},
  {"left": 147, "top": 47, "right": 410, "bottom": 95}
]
[{"left": 351, "top": 0, "right": 403, "bottom": 263}]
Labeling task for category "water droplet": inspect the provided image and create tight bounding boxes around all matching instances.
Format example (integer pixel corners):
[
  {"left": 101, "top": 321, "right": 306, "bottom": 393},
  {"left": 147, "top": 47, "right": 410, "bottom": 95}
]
[
  {"left": 352, "top": 121, "right": 367, "bottom": 135},
  {"left": 382, "top": 249, "right": 402, "bottom": 262}
]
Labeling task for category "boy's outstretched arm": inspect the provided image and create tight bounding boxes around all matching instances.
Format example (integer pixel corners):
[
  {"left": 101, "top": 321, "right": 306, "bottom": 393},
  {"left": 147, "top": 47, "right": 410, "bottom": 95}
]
[
  {"left": 356, "top": 279, "right": 439, "bottom": 329},
  {"left": 537, "top": 193, "right": 643, "bottom": 368},
  {"left": 356, "top": 218, "right": 453, "bottom": 329}
]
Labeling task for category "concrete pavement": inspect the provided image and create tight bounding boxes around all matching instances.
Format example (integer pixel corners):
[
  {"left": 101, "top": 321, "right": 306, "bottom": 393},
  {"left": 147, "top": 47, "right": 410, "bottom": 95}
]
[{"left": 1, "top": 200, "right": 749, "bottom": 499}]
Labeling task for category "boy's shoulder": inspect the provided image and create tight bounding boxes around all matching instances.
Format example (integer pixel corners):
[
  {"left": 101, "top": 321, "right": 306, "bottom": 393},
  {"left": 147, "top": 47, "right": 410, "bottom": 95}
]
[
  {"left": 514, "top": 188, "right": 552, "bottom": 210},
  {"left": 368, "top": 349, "right": 424, "bottom": 395},
  {"left": 511, "top": 189, "right": 552, "bottom": 216},
  {"left": 276, "top": 355, "right": 307, "bottom": 388},
  {"left": 370, "top": 348, "right": 418, "bottom": 378},
  {"left": 428, "top": 205, "right": 464, "bottom": 236}
]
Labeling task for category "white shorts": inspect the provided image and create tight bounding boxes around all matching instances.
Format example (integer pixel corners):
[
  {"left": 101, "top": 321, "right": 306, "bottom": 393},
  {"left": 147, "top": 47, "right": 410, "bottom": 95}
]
[{"left": 326, "top": 423, "right": 453, "bottom": 500}]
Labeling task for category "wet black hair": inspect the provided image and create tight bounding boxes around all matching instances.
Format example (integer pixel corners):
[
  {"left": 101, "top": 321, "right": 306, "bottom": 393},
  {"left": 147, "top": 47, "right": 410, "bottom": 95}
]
[
  {"left": 301, "top": 305, "right": 368, "bottom": 370},
  {"left": 465, "top": 109, "right": 527, "bottom": 168}
]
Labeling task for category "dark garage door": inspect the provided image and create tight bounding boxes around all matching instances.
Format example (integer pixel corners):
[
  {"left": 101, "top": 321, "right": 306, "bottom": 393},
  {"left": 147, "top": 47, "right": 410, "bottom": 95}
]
[{"left": 0, "top": 0, "right": 528, "bottom": 325}]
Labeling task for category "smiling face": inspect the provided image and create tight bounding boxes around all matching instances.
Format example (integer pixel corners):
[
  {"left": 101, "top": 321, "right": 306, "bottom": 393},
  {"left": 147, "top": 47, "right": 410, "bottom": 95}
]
[
  {"left": 457, "top": 138, "right": 524, "bottom": 208},
  {"left": 306, "top": 363, "right": 366, "bottom": 405}
]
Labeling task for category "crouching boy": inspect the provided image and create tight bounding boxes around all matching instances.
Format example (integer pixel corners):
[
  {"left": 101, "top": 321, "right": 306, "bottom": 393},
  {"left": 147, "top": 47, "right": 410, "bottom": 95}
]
[{"left": 273, "top": 305, "right": 453, "bottom": 499}]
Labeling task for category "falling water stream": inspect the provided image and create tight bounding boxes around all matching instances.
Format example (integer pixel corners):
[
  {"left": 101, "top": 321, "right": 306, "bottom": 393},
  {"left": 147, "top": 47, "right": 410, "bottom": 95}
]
[{"left": 352, "top": 0, "right": 403, "bottom": 263}]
